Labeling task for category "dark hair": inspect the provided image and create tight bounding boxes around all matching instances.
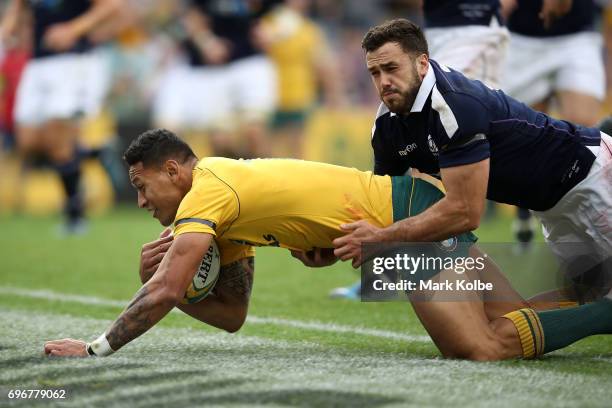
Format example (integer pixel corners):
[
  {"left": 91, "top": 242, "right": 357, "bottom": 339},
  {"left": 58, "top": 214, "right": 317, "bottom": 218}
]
[
  {"left": 361, "top": 18, "right": 428, "bottom": 56},
  {"left": 123, "top": 128, "right": 196, "bottom": 167}
]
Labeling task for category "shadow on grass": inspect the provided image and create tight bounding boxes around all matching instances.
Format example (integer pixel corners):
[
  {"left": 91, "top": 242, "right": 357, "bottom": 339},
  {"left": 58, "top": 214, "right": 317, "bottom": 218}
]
[
  {"left": 61, "top": 369, "right": 224, "bottom": 394},
  {"left": 131, "top": 388, "right": 405, "bottom": 408},
  {"left": 72, "top": 377, "right": 251, "bottom": 407},
  {"left": 208, "top": 389, "right": 403, "bottom": 407},
  {"left": 535, "top": 353, "right": 612, "bottom": 374},
  {"left": 0, "top": 355, "right": 146, "bottom": 385},
  {"left": 0, "top": 355, "right": 59, "bottom": 370}
]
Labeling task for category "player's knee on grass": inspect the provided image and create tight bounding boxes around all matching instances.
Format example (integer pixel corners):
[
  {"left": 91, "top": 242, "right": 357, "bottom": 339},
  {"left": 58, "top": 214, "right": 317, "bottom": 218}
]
[
  {"left": 441, "top": 327, "right": 509, "bottom": 361},
  {"left": 434, "top": 315, "right": 521, "bottom": 361}
]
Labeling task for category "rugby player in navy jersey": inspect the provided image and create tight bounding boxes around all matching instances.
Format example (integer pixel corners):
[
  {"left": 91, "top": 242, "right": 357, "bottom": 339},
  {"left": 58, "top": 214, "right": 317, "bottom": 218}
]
[
  {"left": 329, "top": 0, "right": 512, "bottom": 299},
  {"left": 502, "top": 0, "right": 606, "bottom": 250},
  {"left": 318, "top": 18, "right": 612, "bottom": 360},
  {"left": 0, "top": 0, "right": 120, "bottom": 233}
]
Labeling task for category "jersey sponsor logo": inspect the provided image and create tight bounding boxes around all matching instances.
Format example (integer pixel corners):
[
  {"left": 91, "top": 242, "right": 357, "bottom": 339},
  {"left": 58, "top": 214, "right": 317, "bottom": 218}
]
[
  {"left": 398, "top": 143, "right": 418, "bottom": 156},
  {"left": 262, "top": 234, "right": 280, "bottom": 247},
  {"left": 561, "top": 159, "right": 581, "bottom": 183},
  {"left": 230, "top": 234, "right": 281, "bottom": 247},
  {"left": 427, "top": 135, "right": 439, "bottom": 156}
]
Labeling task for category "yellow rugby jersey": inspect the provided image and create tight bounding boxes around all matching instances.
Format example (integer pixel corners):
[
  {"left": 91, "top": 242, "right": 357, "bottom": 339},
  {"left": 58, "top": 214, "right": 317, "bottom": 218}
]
[
  {"left": 262, "top": 9, "right": 326, "bottom": 110},
  {"left": 173, "top": 158, "right": 394, "bottom": 264}
]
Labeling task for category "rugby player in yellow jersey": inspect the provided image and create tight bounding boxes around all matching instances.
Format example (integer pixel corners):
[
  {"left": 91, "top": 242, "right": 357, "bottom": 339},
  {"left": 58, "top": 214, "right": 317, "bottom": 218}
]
[{"left": 44, "top": 129, "right": 612, "bottom": 361}]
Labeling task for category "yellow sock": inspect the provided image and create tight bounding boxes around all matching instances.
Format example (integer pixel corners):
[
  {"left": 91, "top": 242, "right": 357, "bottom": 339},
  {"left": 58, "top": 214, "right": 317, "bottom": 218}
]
[{"left": 502, "top": 308, "right": 544, "bottom": 359}]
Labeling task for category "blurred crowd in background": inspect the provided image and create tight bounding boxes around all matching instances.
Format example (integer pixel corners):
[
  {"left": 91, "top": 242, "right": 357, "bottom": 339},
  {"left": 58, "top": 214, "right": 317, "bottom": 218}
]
[{"left": 0, "top": 0, "right": 611, "bottom": 224}]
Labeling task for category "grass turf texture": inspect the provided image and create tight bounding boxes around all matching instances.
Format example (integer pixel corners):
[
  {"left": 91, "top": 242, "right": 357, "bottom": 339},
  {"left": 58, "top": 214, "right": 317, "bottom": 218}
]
[{"left": 1, "top": 207, "right": 612, "bottom": 407}]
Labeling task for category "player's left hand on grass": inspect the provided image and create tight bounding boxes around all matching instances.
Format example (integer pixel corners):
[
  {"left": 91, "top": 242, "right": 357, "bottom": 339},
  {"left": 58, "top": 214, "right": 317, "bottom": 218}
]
[
  {"left": 332, "top": 220, "right": 384, "bottom": 268},
  {"left": 44, "top": 339, "right": 88, "bottom": 357}
]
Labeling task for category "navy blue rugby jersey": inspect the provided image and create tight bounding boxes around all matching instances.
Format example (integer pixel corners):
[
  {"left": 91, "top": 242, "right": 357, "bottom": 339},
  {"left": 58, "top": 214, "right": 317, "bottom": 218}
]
[
  {"left": 183, "top": 0, "right": 279, "bottom": 67},
  {"left": 423, "top": 0, "right": 501, "bottom": 28},
  {"left": 507, "top": 0, "right": 597, "bottom": 37},
  {"left": 371, "top": 60, "right": 600, "bottom": 211},
  {"left": 27, "top": 0, "right": 92, "bottom": 59}
]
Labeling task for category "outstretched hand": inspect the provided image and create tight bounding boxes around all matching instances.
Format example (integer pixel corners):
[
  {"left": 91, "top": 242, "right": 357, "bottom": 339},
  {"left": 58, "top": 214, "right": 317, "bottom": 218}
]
[
  {"left": 44, "top": 339, "right": 88, "bottom": 357},
  {"left": 332, "top": 221, "right": 384, "bottom": 268}
]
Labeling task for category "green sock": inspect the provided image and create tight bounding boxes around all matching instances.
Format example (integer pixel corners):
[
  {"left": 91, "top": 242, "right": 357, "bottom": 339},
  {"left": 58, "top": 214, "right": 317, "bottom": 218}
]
[
  {"left": 503, "top": 299, "right": 612, "bottom": 358},
  {"left": 537, "top": 298, "right": 612, "bottom": 354}
]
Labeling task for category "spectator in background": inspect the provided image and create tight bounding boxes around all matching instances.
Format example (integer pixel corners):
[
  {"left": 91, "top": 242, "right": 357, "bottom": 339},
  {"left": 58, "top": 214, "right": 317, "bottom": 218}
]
[
  {"left": 0, "top": 0, "right": 120, "bottom": 234},
  {"left": 502, "top": 0, "right": 605, "bottom": 127},
  {"left": 91, "top": 0, "right": 176, "bottom": 124},
  {"left": 153, "top": 0, "right": 278, "bottom": 159},
  {"left": 259, "top": 0, "right": 344, "bottom": 158},
  {"left": 423, "top": 0, "right": 508, "bottom": 89},
  {"left": 502, "top": 0, "right": 606, "bottom": 251},
  {"left": 0, "top": 2, "right": 30, "bottom": 151}
]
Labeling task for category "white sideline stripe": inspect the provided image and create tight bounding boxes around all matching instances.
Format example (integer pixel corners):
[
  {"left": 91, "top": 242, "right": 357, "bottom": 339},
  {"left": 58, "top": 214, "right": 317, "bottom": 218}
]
[
  {"left": 0, "top": 286, "right": 430, "bottom": 343},
  {"left": 245, "top": 316, "right": 429, "bottom": 342}
]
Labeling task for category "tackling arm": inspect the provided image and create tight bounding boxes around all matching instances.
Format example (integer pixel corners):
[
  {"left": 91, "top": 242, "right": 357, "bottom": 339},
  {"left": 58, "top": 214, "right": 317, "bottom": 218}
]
[
  {"left": 382, "top": 159, "right": 489, "bottom": 242},
  {"left": 333, "top": 159, "right": 489, "bottom": 267}
]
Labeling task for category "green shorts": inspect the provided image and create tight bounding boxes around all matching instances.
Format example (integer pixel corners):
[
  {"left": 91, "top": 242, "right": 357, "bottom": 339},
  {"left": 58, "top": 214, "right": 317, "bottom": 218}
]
[{"left": 390, "top": 175, "right": 478, "bottom": 284}]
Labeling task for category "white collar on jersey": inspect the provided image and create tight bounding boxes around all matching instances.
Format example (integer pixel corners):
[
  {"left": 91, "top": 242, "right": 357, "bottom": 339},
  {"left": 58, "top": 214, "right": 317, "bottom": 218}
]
[
  {"left": 410, "top": 63, "right": 436, "bottom": 112},
  {"left": 390, "top": 63, "right": 436, "bottom": 117}
]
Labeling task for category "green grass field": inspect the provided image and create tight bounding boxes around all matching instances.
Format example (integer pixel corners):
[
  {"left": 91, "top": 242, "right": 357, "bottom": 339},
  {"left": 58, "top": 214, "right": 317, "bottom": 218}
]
[{"left": 1, "top": 208, "right": 612, "bottom": 407}]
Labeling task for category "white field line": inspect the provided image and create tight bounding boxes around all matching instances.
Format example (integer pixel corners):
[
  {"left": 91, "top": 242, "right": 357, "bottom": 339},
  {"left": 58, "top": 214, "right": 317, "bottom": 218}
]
[{"left": 0, "top": 285, "right": 430, "bottom": 343}]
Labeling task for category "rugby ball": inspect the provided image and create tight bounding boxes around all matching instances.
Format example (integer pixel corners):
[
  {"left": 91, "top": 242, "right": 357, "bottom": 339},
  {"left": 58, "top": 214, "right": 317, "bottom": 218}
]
[{"left": 181, "top": 240, "right": 221, "bottom": 304}]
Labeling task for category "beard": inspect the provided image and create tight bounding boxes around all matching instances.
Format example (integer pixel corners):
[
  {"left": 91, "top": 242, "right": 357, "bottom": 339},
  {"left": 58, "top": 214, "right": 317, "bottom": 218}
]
[
  {"left": 381, "top": 63, "right": 423, "bottom": 115},
  {"left": 382, "top": 87, "right": 419, "bottom": 115}
]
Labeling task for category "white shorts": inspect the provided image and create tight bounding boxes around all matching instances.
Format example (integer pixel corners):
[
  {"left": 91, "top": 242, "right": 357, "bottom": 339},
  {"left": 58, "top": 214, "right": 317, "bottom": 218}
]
[
  {"left": 503, "top": 31, "right": 605, "bottom": 105},
  {"left": 534, "top": 132, "right": 612, "bottom": 269},
  {"left": 426, "top": 23, "right": 509, "bottom": 89},
  {"left": 153, "top": 55, "right": 277, "bottom": 130},
  {"left": 15, "top": 51, "right": 109, "bottom": 126}
]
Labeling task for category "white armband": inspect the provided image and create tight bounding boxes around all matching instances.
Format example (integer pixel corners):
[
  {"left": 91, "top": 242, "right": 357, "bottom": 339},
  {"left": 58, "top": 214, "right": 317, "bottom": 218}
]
[{"left": 87, "top": 333, "right": 115, "bottom": 357}]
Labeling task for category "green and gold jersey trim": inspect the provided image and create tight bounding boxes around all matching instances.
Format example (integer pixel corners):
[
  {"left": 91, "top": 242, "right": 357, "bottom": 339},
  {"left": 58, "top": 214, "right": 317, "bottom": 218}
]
[{"left": 391, "top": 175, "right": 478, "bottom": 243}]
